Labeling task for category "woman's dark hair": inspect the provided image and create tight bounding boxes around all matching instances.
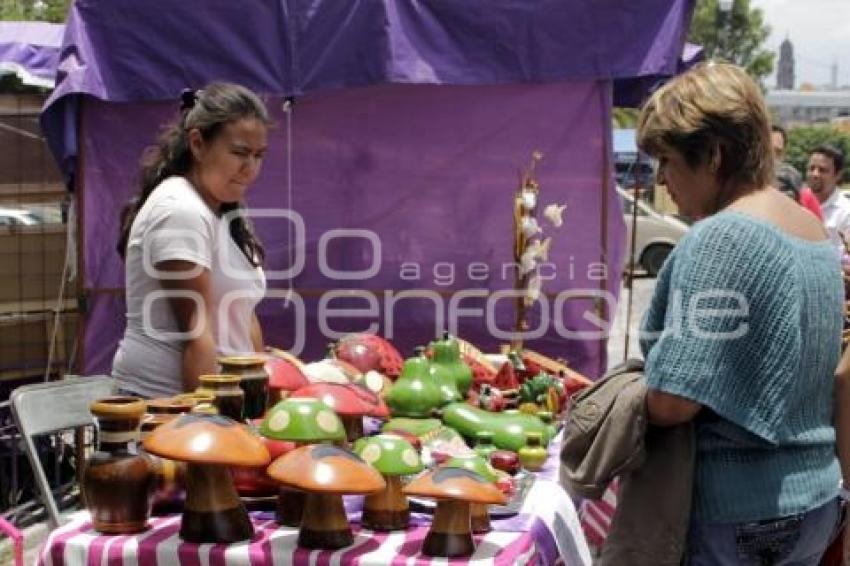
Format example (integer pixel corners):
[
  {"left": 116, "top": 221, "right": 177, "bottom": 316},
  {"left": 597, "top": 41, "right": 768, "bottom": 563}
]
[{"left": 117, "top": 82, "right": 270, "bottom": 266}]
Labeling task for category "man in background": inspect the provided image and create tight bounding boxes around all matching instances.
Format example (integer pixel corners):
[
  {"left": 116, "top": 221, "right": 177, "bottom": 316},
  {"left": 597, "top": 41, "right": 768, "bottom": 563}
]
[
  {"left": 807, "top": 144, "right": 850, "bottom": 257},
  {"left": 772, "top": 125, "right": 823, "bottom": 220}
]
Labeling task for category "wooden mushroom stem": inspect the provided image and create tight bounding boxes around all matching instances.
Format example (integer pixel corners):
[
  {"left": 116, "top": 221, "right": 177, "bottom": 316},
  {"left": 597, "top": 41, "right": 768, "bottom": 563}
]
[
  {"left": 422, "top": 499, "right": 475, "bottom": 558},
  {"left": 470, "top": 503, "right": 491, "bottom": 534},
  {"left": 298, "top": 492, "right": 353, "bottom": 549},
  {"left": 180, "top": 463, "right": 253, "bottom": 543},
  {"left": 340, "top": 415, "right": 365, "bottom": 443},
  {"left": 276, "top": 487, "right": 305, "bottom": 527},
  {"left": 362, "top": 475, "right": 409, "bottom": 531}
]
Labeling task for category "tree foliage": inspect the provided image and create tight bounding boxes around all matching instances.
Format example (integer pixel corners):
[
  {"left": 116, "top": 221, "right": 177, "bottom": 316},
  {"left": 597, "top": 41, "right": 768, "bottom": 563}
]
[
  {"left": 612, "top": 108, "right": 639, "bottom": 129},
  {"left": 0, "top": 0, "right": 69, "bottom": 92},
  {"left": 0, "top": 0, "right": 70, "bottom": 23},
  {"left": 688, "top": 0, "right": 775, "bottom": 87},
  {"left": 786, "top": 126, "right": 850, "bottom": 182}
]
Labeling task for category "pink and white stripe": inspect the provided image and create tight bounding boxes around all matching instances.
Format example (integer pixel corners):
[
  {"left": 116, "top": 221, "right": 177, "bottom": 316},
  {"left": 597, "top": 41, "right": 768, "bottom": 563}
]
[
  {"left": 578, "top": 478, "right": 619, "bottom": 549},
  {"left": 38, "top": 513, "right": 540, "bottom": 566}
]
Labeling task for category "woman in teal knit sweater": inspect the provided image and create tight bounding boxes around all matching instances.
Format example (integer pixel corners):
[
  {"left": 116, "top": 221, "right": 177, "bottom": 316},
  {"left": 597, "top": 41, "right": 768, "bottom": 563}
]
[{"left": 637, "top": 62, "right": 845, "bottom": 564}]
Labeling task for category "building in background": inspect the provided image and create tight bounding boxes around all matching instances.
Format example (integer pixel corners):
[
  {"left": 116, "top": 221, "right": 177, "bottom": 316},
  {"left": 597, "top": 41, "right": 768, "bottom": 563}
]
[
  {"left": 767, "top": 90, "right": 850, "bottom": 125},
  {"left": 776, "top": 37, "right": 795, "bottom": 90}
]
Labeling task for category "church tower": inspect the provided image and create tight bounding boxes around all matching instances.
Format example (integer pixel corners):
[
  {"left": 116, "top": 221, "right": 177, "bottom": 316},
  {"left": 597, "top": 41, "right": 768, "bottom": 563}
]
[{"left": 776, "top": 37, "right": 795, "bottom": 90}]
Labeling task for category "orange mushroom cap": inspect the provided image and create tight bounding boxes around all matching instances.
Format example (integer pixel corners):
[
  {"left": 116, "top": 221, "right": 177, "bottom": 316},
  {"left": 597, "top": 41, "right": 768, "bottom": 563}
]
[
  {"left": 142, "top": 413, "right": 270, "bottom": 467},
  {"left": 403, "top": 468, "right": 507, "bottom": 505},
  {"left": 266, "top": 444, "right": 385, "bottom": 495}
]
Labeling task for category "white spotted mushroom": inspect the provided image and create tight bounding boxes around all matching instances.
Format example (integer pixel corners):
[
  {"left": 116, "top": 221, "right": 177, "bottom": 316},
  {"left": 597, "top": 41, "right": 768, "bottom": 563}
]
[
  {"left": 353, "top": 434, "right": 424, "bottom": 531},
  {"left": 259, "top": 397, "right": 345, "bottom": 442},
  {"left": 143, "top": 411, "right": 270, "bottom": 543},
  {"left": 266, "top": 444, "right": 385, "bottom": 549},
  {"left": 290, "top": 382, "right": 390, "bottom": 443},
  {"left": 404, "top": 467, "right": 507, "bottom": 558},
  {"left": 258, "top": 397, "right": 346, "bottom": 526}
]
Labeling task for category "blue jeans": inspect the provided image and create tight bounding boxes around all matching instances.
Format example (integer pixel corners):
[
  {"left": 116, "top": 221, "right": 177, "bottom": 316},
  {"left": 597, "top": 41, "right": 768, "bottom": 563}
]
[{"left": 687, "top": 499, "right": 843, "bottom": 565}]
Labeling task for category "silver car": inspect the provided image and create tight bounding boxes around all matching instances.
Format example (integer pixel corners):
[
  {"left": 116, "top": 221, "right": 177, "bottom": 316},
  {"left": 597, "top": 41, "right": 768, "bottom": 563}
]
[{"left": 619, "top": 188, "right": 689, "bottom": 276}]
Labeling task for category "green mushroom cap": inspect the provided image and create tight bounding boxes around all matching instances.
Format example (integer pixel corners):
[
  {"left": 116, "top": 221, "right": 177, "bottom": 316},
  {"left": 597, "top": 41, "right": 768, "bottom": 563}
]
[
  {"left": 353, "top": 433, "right": 423, "bottom": 476},
  {"left": 259, "top": 397, "right": 345, "bottom": 441},
  {"left": 443, "top": 453, "right": 499, "bottom": 482}
]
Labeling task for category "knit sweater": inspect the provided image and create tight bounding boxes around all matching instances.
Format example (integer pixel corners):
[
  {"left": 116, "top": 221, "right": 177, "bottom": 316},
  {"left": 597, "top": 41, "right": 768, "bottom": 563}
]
[{"left": 640, "top": 210, "right": 843, "bottom": 523}]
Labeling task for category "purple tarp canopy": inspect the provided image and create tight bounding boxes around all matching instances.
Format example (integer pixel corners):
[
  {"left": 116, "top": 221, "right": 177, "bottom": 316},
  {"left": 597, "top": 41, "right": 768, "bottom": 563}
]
[
  {"left": 42, "top": 0, "right": 695, "bottom": 379},
  {"left": 0, "top": 21, "right": 63, "bottom": 88}
]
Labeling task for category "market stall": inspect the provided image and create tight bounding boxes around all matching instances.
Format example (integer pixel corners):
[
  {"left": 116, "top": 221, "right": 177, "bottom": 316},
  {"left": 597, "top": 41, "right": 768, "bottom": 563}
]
[
  {"left": 32, "top": 2, "right": 697, "bottom": 564},
  {"left": 41, "top": 0, "right": 695, "bottom": 380}
]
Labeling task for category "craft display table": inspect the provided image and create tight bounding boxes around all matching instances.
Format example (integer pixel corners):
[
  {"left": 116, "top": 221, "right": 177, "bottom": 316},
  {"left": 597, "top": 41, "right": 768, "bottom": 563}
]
[{"left": 38, "top": 434, "right": 591, "bottom": 565}]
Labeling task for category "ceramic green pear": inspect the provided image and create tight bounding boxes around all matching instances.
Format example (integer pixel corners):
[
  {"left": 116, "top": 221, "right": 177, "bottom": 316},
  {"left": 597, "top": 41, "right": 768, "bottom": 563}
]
[
  {"left": 428, "top": 343, "right": 462, "bottom": 405},
  {"left": 385, "top": 351, "right": 443, "bottom": 418},
  {"left": 431, "top": 332, "right": 473, "bottom": 397}
]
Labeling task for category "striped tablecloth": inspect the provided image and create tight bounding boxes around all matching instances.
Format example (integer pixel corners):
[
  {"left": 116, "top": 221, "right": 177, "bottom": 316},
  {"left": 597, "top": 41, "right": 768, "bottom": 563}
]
[{"left": 38, "top": 433, "right": 591, "bottom": 566}]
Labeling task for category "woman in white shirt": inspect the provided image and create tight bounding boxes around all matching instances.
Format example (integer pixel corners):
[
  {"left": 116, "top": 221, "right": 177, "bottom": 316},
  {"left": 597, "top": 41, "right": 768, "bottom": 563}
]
[{"left": 112, "top": 83, "right": 269, "bottom": 398}]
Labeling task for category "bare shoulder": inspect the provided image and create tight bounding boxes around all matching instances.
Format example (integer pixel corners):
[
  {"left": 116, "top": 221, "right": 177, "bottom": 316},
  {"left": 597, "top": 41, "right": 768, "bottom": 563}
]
[{"left": 729, "top": 189, "right": 828, "bottom": 243}]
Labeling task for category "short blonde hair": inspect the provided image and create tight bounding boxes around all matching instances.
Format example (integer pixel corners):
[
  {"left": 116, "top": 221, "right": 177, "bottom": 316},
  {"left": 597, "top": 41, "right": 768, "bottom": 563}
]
[{"left": 637, "top": 62, "right": 773, "bottom": 191}]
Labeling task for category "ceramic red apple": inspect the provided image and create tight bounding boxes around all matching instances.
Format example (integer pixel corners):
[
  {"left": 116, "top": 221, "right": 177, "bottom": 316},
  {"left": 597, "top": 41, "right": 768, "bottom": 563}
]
[
  {"left": 335, "top": 334, "right": 404, "bottom": 379},
  {"left": 489, "top": 450, "right": 520, "bottom": 475}
]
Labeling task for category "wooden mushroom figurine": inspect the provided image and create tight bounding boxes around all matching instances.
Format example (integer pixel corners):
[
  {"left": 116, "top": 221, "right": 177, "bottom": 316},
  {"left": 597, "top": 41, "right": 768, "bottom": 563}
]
[
  {"left": 142, "top": 412, "right": 270, "bottom": 543},
  {"left": 267, "top": 444, "right": 385, "bottom": 549},
  {"left": 353, "top": 434, "right": 423, "bottom": 530},
  {"left": 290, "top": 382, "right": 389, "bottom": 442},
  {"left": 403, "top": 467, "right": 507, "bottom": 557},
  {"left": 443, "top": 454, "right": 500, "bottom": 533},
  {"left": 259, "top": 397, "right": 346, "bottom": 526}
]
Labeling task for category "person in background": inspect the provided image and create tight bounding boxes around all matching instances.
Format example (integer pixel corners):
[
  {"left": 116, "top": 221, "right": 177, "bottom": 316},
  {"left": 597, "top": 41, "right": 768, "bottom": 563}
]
[
  {"left": 808, "top": 144, "right": 850, "bottom": 257},
  {"left": 771, "top": 124, "right": 824, "bottom": 221},
  {"left": 637, "top": 62, "right": 844, "bottom": 564},
  {"left": 112, "top": 83, "right": 269, "bottom": 398}
]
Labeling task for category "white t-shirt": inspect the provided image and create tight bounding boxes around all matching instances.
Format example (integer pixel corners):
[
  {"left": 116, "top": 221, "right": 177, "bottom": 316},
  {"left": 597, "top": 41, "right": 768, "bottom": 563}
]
[
  {"left": 112, "top": 177, "right": 266, "bottom": 398},
  {"left": 821, "top": 189, "right": 850, "bottom": 258}
]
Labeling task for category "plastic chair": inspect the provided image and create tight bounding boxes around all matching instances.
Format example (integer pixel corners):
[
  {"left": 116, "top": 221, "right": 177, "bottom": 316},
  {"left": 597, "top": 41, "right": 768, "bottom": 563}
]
[{"left": 9, "top": 376, "right": 116, "bottom": 529}]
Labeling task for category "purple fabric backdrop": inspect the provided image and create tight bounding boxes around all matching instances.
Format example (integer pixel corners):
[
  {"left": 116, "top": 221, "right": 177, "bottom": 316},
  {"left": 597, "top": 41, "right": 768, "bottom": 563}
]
[
  {"left": 0, "top": 22, "right": 63, "bottom": 87},
  {"left": 41, "top": 0, "right": 695, "bottom": 182},
  {"left": 81, "top": 81, "right": 623, "bottom": 377}
]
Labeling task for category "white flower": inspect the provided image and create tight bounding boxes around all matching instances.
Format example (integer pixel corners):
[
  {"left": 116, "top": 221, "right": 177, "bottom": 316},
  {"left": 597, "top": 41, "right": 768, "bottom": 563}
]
[
  {"left": 520, "top": 248, "right": 537, "bottom": 275},
  {"left": 525, "top": 274, "right": 542, "bottom": 305},
  {"left": 521, "top": 216, "right": 542, "bottom": 238},
  {"left": 521, "top": 189, "right": 537, "bottom": 211},
  {"left": 543, "top": 203, "right": 567, "bottom": 227},
  {"left": 529, "top": 237, "right": 552, "bottom": 262}
]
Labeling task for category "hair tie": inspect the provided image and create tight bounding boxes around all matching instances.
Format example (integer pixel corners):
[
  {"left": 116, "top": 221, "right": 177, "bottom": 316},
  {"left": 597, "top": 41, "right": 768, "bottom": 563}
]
[{"left": 180, "top": 88, "right": 198, "bottom": 112}]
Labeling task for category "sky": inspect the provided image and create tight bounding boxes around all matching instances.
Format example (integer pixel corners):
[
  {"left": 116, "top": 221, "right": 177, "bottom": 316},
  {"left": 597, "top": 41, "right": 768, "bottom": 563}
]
[{"left": 750, "top": 0, "right": 850, "bottom": 89}]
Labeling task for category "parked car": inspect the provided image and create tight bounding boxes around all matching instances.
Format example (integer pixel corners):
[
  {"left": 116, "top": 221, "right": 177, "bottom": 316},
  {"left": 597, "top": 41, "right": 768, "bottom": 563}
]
[
  {"left": 0, "top": 207, "right": 42, "bottom": 227},
  {"left": 619, "top": 187, "right": 689, "bottom": 276}
]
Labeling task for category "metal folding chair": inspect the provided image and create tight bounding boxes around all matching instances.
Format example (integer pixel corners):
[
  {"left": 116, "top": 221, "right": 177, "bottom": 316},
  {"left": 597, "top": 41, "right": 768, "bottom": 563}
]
[{"left": 9, "top": 376, "right": 116, "bottom": 529}]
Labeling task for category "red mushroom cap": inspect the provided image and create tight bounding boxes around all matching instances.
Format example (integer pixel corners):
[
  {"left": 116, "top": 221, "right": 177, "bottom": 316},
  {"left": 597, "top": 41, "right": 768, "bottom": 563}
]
[
  {"left": 265, "top": 356, "right": 309, "bottom": 391},
  {"left": 290, "top": 382, "right": 389, "bottom": 418}
]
